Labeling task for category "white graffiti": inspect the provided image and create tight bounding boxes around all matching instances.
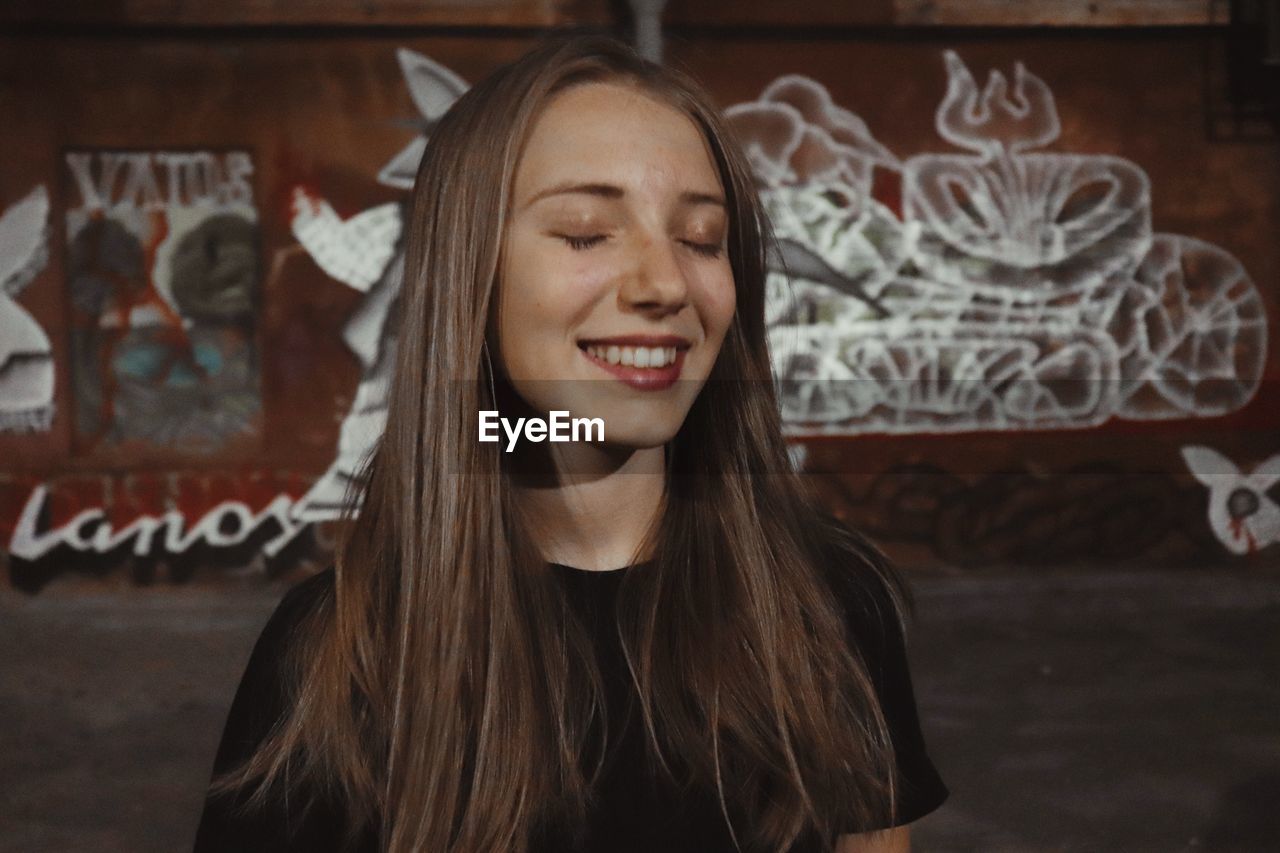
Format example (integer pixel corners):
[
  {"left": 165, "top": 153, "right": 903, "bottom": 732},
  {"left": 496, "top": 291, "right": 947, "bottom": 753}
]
[
  {"left": 9, "top": 484, "right": 307, "bottom": 560},
  {"left": 290, "top": 46, "right": 1272, "bottom": 525},
  {"left": 64, "top": 150, "right": 254, "bottom": 212},
  {"left": 1182, "top": 446, "right": 1280, "bottom": 555},
  {"left": 290, "top": 48, "right": 465, "bottom": 521},
  {"left": 377, "top": 48, "right": 470, "bottom": 190},
  {"left": 727, "top": 52, "right": 1268, "bottom": 434},
  {"left": 0, "top": 185, "right": 54, "bottom": 433},
  {"left": 291, "top": 190, "right": 401, "bottom": 292}
]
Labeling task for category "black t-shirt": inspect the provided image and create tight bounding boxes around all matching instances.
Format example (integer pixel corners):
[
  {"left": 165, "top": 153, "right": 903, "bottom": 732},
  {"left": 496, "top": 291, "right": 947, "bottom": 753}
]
[{"left": 193, "top": 558, "right": 948, "bottom": 852}]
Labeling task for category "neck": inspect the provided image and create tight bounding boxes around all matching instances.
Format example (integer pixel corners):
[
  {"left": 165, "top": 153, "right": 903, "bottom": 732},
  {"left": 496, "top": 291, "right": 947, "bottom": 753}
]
[{"left": 509, "top": 439, "right": 665, "bottom": 572}]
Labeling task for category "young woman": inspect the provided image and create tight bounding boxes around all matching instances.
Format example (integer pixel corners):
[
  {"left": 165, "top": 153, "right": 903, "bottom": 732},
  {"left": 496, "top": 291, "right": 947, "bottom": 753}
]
[{"left": 194, "top": 33, "right": 948, "bottom": 853}]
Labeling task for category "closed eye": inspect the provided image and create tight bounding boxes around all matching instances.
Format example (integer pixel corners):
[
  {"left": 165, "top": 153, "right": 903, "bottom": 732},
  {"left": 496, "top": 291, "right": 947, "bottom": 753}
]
[
  {"left": 683, "top": 240, "right": 724, "bottom": 259},
  {"left": 562, "top": 234, "right": 606, "bottom": 251},
  {"left": 560, "top": 234, "right": 723, "bottom": 257}
]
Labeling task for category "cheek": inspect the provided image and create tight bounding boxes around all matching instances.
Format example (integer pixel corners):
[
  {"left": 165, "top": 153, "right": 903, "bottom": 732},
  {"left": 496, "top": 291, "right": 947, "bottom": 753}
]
[
  {"left": 701, "top": 269, "right": 737, "bottom": 342},
  {"left": 499, "top": 237, "right": 560, "bottom": 335},
  {"left": 498, "top": 233, "right": 606, "bottom": 347}
]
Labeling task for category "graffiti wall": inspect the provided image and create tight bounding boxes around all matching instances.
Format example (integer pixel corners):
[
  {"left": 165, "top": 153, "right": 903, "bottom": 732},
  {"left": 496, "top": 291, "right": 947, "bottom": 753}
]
[
  {"left": 63, "top": 149, "right": 262, "bottom": 455},
  {"left": 1, "top": 29, "right": 1275, "bottom": 589},
  {"left": 728, "top": 54, "right": 1266, "bottom": 434},
  {"left": 680, "top": 34, "right": 1277, "bottom": 568},
  {"left": 4, "top": 470, "right": 315, "bottom": 591}
]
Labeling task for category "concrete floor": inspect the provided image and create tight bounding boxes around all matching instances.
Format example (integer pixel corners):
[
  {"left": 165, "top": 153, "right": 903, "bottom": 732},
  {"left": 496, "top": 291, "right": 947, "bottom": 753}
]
[{"left": 2, "top": 567, "right": 1278, "bottom": 852}]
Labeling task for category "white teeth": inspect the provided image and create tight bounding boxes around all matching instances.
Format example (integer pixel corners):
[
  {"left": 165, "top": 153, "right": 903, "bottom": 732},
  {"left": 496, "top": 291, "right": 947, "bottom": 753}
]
[{"left": 584, "top": 344, "right": 679, "bottom": 368}]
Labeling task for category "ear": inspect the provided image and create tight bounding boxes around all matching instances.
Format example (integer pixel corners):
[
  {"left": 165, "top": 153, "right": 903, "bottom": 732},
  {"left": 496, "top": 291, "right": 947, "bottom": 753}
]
[{"left": 1180, "top": 445, "right": 1239, "bottom": 485}]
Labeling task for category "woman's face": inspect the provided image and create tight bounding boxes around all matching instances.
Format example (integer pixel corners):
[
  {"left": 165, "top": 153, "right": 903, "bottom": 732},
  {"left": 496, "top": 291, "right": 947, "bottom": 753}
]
[{"left": 494, "top": 80, "right": 736, "bottom": 449}]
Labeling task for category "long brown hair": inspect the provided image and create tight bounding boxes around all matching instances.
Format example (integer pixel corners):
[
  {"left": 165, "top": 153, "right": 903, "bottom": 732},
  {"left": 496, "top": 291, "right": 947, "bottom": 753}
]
[{"left": 214, "top": 32, "right": 911, "bottom": 852}]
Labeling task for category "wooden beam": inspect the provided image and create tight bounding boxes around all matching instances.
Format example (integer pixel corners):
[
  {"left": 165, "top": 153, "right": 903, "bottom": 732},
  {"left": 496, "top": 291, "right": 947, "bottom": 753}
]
[
  {"left": 663, "top": 0, "right": 1223, "bottom": 28},
  {"left": 0, "top": 0, "right": 1226, "bottom": 29},
  {"left": 892, "top": 0, "right": 1225, "bottom": 27},
  {"left": 664, "top": 0, "right": 897, "bottom": 27},
  {"left": 0, "top": 0, "right": 612, "bottom": 28}
]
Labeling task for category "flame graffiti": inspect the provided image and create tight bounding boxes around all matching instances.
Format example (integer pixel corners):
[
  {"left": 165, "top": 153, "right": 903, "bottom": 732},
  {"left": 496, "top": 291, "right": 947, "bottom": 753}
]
[{"left": 725, "top": 51, "right": 1268, "bottom": 434}]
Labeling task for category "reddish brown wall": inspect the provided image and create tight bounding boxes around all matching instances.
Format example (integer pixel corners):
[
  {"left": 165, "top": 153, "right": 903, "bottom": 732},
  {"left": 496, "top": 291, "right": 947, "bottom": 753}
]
[
  {"left": 669, "top": 31, "right": 1279, "bottom": 569},
  {"left": 2, "top": 21, "right": 1275, "bottom": 588}
]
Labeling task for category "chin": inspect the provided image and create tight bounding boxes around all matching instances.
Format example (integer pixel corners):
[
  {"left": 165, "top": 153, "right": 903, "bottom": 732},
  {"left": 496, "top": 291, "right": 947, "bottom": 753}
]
[
  {"left": 591, "top": 399, "right": 692, "bottom": 446},
  {"left": 508, "top": 384, "right": 697, "bottom": 449},
  {"left": 600, "top": 425, "right": 680, "bottom": 450}
]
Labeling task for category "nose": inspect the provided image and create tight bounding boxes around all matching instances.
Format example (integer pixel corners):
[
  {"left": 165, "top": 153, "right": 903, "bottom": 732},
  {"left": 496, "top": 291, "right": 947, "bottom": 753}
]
[{"left": 617, "top": 231, "right": 690, "bottom": 316}]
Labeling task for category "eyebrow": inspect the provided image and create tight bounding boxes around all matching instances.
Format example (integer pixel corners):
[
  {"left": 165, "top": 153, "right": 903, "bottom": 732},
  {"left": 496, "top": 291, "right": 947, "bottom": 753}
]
[{"left": 522, "top": 181, "right": 727, "bottom": 211}]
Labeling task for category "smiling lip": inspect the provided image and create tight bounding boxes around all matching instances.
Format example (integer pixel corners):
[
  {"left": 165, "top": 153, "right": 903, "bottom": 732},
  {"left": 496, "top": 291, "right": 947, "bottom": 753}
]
[
  {"left": 577, "top": 335, "right": 690, "bottom": 391},
  {"left": 577, "top": 334, "right": 692, "bottom": 349}
]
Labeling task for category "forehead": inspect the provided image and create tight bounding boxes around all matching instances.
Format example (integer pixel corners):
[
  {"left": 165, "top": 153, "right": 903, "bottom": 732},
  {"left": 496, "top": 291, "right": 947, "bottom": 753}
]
[{"left": 512, "top": 81, "right": 723, "bottom": 199}]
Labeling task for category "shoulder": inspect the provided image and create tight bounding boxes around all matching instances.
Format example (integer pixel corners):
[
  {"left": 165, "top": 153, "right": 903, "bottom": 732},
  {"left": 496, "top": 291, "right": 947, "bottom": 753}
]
[
  {"left": 806, "top": 512, "right": 912, "bottom": 646},
  {"left": 211, "top": 567, "right": 336, "bottom": 764},
  {"left": 807, "top": 514, "right": 951, "bottom": 826},
  {"left": 276, "top": 565, "right": 336, "bottom": 624},
  {"left": 270, "top": 567, "right": 335, "bottom": 637},
  {"left": 803, "top": 511, "right": 921, "bottom": 718},
  {"left": 249, "top": 567, "right": 336, "bottom": 663},
  {"left": 194, "top": 567, "right": 342, "bottom": 850}
]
